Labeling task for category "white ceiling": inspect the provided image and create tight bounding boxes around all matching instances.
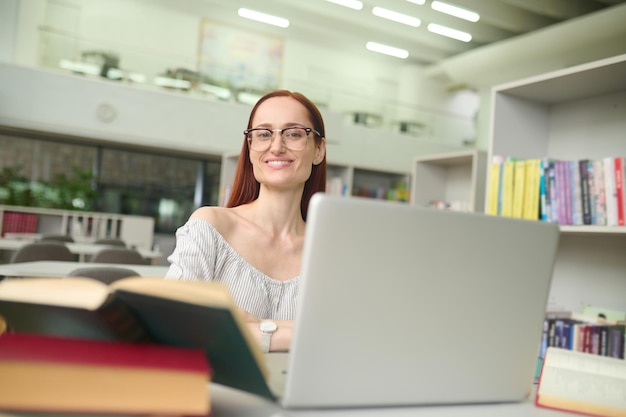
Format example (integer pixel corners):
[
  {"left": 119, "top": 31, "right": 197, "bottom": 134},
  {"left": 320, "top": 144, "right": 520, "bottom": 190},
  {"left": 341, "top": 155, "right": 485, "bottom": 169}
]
[{"left": 151, "top": 0, "right": 626, "bottom": 86}]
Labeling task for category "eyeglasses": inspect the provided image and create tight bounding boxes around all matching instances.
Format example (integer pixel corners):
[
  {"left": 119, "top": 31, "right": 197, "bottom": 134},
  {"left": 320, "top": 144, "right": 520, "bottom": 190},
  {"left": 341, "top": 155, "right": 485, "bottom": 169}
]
[{"left": 244, "top": 127, "right": 321, "bottom": 151}]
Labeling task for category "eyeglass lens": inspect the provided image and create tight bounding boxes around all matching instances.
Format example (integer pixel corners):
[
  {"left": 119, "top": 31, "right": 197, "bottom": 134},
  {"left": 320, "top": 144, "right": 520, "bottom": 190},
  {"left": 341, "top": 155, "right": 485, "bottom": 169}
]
[{"left": 248, "top": 127, "right": 310, "bottom": 151}]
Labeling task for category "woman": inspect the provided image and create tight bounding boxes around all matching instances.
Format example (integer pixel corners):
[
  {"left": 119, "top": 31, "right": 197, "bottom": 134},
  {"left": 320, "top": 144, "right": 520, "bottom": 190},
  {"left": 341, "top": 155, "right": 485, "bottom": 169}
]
[{"left": 166, "top": 90, "right": 327, "bottom": 352}]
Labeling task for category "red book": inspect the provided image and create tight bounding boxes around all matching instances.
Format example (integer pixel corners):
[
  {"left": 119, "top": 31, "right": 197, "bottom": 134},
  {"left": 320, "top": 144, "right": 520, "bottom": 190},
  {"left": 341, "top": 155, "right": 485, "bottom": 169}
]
[
  {"left": 0, "top": 332, "right": 211, "bottom": 416},
  {"left": 615, "top": 156, "right": 625, "bottom": 226}
]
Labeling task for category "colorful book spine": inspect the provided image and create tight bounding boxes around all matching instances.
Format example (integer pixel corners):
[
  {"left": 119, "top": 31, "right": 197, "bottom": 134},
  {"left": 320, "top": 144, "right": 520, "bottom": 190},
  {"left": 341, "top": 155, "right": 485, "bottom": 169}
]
[
  {"left": 603, "top": 157, "right": 618, "bottom": 226},
  {"left": 614, "top": 156, "right": 625, "bottom": 226},
  {"left": 523, "top": 159, "right": 541, "bottom": 220},
  {"left": 579, "top": 159, "right": 592, "bottom": 225},
  {"left": 500, "top": 157, "right": 515, "bottom": 218},
  {"left": 487, "top": 156, "right": 504, "bottom": 216},
  {"left": 547, "top": 159, "right": 558, "bottom": 223},
  {"left": 593, "top": 159, "right": 606, "bottom": 225},
  {"left": 540, "top": 159, "right": 549, "bottom": 222},
  {"left": 512, "top": 159, "right": 526, "bottom": 219}
]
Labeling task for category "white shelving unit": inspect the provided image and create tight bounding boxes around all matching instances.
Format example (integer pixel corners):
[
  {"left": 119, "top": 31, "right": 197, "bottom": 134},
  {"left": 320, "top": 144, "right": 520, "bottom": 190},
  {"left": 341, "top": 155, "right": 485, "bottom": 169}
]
[
  {"left": 350, "top": 167, "right": 410, "bottom": 201},
  {"left": 219, "top": 154, "right": 410, "bottom": 203},
  {"left": 411, "top": 150, "right": 487, "bottom": 212},
  {"left": 488, "top": 53, "right": 626, "bottom": 312},
  {"left": 0, "top": 205, "right": 155, "bottom": 250}
]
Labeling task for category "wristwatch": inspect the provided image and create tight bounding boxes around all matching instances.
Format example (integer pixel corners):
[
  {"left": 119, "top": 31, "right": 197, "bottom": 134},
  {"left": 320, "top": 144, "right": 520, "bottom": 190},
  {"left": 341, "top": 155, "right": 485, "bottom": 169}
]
[{"left": 259, "top": 320, "right": 278, "bottom": 353}]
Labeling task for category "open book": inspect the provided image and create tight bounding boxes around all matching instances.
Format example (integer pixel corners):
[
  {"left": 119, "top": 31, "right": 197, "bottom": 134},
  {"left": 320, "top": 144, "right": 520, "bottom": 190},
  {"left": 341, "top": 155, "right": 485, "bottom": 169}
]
[
  {"left": 0, "top": 276, "right": 273, "bottom": 399},
  {"left": 536, "top": 347, "right": 626, "bottom": 417}
]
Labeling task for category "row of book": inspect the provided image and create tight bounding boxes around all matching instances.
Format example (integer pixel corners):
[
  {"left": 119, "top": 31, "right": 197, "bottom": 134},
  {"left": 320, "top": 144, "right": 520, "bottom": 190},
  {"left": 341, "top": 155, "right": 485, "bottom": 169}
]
[
  {"left": 487, "top": 156, "right": 626, "bottom": 226},
  {"left": 326, "top": 177, "right": 410, "bottom": 202},
  {"left": 1, "top": 211, "right": 39, "bottom": 236},
  {"left": 540, "top": 312, "right": 625, "bottom": 361}
]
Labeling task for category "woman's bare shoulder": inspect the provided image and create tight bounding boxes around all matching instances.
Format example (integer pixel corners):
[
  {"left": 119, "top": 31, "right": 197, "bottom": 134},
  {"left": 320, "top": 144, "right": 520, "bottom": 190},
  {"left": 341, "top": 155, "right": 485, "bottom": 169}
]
[{"left": 188, "top": 206, "right": 239, "bottom": 235}]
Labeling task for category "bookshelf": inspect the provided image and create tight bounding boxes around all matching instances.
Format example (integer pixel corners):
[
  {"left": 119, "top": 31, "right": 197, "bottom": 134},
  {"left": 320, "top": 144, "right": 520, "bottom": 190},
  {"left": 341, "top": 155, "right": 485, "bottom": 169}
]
[
  {"left": 219, "top": 153, "right": 410, "bottom": 203},
  {"left": 0, "top": 205, "right": 155, "bottom": 250},
  {"left": 350, "top": 167, "right": 409, "bottom": 201},
  {"left": 487, "top": 53, "right": 626, "bottom": 312},
  {"left": 411, "top": 150, "right": 487, "bottom": 212}
]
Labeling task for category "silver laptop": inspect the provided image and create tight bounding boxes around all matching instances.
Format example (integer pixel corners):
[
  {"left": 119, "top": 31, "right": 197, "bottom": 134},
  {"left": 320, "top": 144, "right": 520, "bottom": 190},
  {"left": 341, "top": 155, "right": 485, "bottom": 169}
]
[{"left": 269, "top": 193, "right": 559, "bottom": 409}]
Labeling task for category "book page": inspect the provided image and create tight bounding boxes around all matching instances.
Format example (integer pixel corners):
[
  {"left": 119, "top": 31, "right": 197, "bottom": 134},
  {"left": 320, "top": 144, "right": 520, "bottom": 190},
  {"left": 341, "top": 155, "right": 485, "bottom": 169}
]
[
  {"left": 537, "top": 347, "right": 626, "bottom": 416},
  {"left": 0, "top": 277, "right": 109, "bottom": 309}
]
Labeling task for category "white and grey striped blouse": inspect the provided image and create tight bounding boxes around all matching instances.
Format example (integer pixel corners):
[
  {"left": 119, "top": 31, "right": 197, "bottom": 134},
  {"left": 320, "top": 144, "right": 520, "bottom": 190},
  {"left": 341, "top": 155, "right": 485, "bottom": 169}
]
[{"left": 165, "top": 219, "right": 300, "bottom": 320}]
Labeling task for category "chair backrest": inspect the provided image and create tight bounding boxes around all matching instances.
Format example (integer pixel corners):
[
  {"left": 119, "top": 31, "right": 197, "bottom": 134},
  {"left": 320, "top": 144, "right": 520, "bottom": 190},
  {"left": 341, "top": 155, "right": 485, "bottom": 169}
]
[
  {"left": 39, "top": 234, "right": 75, "bottom": 243},
  {"left": 90, "top": 248, "right": 145, "bottom": 265},
  {"left": 93, "top": 238, "right": 127, "bottom": 247},
  {"left": 68, "top": 266, "right": 140, "bottom": 284},
  {"left": 10, "top": 242, "right": 76, "bottom": 263}
]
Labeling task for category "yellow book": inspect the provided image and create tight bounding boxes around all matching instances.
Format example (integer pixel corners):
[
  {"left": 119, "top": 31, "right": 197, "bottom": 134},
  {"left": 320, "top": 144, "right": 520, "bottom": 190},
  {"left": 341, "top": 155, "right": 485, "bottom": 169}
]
[
  {"left": 523, "top": 159, "right": 541, "bottom": 220},
  {"left": 487, "top": 156, "right": 504, "bottom": 216},
  {"left": 500, "top": 158, "right": 515, "bottom": 217},
  {"left": 512, "top": 159, "right": 526, "bottom": 218}
]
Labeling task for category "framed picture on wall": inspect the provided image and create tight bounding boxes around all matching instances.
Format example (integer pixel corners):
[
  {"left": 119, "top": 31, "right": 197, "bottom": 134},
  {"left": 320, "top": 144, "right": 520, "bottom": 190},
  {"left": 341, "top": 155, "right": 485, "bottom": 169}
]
[{"left": 198, "top": 19, "right": 284, "bottom": 93}]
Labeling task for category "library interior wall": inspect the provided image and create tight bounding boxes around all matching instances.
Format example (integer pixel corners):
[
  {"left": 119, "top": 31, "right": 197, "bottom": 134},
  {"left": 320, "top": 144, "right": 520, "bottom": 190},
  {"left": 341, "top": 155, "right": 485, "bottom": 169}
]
[{"left": 1, "top": 0, "right": 480, "bottom": 174}]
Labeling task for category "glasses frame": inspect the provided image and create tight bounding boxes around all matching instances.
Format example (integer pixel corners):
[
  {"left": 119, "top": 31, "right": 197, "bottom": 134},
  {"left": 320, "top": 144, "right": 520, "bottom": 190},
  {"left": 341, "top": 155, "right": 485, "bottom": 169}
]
[{"left": 244, "top": 126, "right": 322, "bottom": 151}]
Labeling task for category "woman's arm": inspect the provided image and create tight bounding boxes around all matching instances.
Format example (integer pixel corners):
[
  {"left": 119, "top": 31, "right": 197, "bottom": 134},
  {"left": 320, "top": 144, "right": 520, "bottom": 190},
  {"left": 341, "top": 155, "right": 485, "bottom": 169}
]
[{"left": 239, "top": 309, "right": 293, "bottom": 352}]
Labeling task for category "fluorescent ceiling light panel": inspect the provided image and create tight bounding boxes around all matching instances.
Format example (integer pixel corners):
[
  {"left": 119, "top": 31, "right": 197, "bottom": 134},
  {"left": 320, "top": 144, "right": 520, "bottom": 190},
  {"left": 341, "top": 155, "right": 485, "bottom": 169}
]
[
  {"left": 427, "top": 23, "right": 472, "bottom": 42},
  {"left": 326, "top": 0, "right": 363, "bottom": 10},
  {"left": 237, "top": 8, "right": 289, "bottom": 28},
  {"left": 406, "top": 0, "right": 426, "bottom": 4},
  {"left": 431, "top": 1, "right": 479, "bottom": 22},
  {"left": 366, "top": 41, "right": 409, "bottom": 59},
  {"left": 372, "top": 7, "right": 421, "bottom": 27}
]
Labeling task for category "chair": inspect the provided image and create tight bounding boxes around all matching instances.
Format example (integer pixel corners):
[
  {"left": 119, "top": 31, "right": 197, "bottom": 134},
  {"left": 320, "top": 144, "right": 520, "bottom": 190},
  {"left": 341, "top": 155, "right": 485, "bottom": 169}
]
[
  {"left": 90, "top": 248, "right": 146, "bottom": 265},
  {"left": 68, "top": 266, "right": 140, "bottom": 284},
  {"left": 94, "top": 238, "right": 127, "bottom": 247},
  {"left": 39, "top": 234, "right": 74, "bottom": 243},
  {"left": 10, "top": 242, "right": 76, "bottom": 263}
]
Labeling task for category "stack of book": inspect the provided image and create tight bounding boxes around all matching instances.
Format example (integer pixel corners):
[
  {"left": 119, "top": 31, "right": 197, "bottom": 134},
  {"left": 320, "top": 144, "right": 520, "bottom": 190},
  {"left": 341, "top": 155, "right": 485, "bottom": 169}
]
[
  {"left": 0, "top": 276, "right": 274, "bottom": 415},
  {"left": 487, "top": 155, "right": 626, "bottom": 226}
]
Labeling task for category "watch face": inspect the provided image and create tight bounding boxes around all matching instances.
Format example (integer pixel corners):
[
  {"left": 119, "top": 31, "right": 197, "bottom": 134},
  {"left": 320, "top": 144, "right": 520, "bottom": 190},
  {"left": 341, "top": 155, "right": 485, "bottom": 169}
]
[{"left": 259, "top": 321, "right": 277, "bottom": 333}]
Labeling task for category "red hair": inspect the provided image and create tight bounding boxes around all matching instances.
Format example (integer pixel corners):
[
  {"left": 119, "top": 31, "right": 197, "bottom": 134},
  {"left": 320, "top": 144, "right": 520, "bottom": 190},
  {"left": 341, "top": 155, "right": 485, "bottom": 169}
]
[{"left": 226, "top": 90, "right": 327, "bottom": 220}]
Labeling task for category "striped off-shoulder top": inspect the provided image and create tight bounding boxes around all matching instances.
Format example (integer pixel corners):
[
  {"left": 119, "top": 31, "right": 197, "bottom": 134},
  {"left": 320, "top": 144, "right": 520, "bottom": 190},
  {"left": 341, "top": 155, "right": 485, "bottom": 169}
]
[{"left": 165, "top": 219, "right": 300, "bottom": 321}]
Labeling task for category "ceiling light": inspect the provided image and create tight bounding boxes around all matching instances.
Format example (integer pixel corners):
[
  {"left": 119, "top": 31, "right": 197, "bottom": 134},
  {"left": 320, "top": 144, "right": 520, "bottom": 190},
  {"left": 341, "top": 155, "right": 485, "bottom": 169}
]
[
  {"left": 366, "top": 42, "right": 409, "bottom": 59},
  {"left": 406, "top": 0, "right": 425, "bottom": 4},
  {"left": 326, "top": 0, "right": 363, "bottom": 10},
  {"left": 427, "top": 23, "right": 472, "bottom": 42},
  {"left": 237, "top": 8, "right": 289, "bottom": 28},
  {"left": 372, "top": 7, "right": 421, "bottom": 27},
  {"left": 431, "top": 1, "right": 479, "bottom": 22}
]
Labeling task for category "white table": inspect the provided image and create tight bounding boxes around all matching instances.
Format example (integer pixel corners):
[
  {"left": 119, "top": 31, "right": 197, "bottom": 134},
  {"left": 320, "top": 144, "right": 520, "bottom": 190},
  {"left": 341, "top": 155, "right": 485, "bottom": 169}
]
[
  {"left": 0, "top": 261, "right": 169, "bottom": 278},
  {"left": 208, "top": 383, "right": 572, "bottom": 417},
  {"left": 0, "top": 238, "right": 163, "bottom": 262}
]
